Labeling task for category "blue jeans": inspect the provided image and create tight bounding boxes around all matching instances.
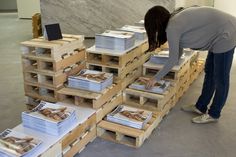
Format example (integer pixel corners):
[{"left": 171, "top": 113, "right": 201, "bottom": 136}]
[{"left": 195, "top": 48, "right": 235, "bottom": 119}]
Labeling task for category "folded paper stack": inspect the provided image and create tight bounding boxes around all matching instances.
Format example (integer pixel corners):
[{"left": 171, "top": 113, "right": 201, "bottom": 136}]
[
  {"left": 118, "top": 25, "right": 147, "bottom": 40},
  {"left": 68, "top": 69, "right": 113, "bottom": 92},
  {"left": 150, "top": 50, "right": 186, "bottom": 65},
  {"left": 129, "top": 77, "right": 170, "bottom": 94},
  {"left": 0, "top": 129, "right": 42, "bottom": 157},
  {"left": 106, "top": 105, "right": 152, "bottom": 129},
  {"left": 22, "top": 101, "right": 77, "bottom": 136},
  {"left": 95, "top": 30, "right": 135, "bottom": 51}
]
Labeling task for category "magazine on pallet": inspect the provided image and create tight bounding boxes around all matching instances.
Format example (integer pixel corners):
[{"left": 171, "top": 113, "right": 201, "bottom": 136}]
[
  {"left": 129, "top": 77, "right": 170, "bottom": 94},
  {"left": 150, "top": 50, "right": 186, "bottom": 65},
  {"left": 0, "top": 129, "right": 42, "bottom": 157},
  {"left": 68, "top": 69, "right": 113, "bottom": 92},
  {"left": 107, "top": 105, "right": 152, "bottom": 129},
  {"left": 118, "top": 25, "right": 147, "bottom": 40},
  {"left": 95, "top": 30, "right": 135, "bottom": 51},
  {"left": 22, "top": 101, "right": 77, "bottom": 135}
]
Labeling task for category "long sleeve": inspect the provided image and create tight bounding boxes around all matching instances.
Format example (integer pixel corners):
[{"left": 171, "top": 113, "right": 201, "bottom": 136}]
[{"left": 154, "top": 28, "right": 181, "bottom": 81}]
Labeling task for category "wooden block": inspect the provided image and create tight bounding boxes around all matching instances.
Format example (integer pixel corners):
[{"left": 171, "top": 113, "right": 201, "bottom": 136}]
[{"left": 97, "top": 112, "right": 161, "bottom": 148}]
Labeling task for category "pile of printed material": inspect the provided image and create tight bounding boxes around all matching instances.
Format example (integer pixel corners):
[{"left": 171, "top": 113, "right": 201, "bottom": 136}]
[
  {"left": 129, "top": 77, "right": 170, "bottom": 94},
  {"left": 68, "top": 69, "right": 113, "bottom": 92},
  {"left": 0, "top": 129, "right": 42, "bottom": 157},
  {"left": 135, "top": 20, "right": 144, "bottom": 27},
  {"left": 95, "top": 30, "right": 135, "bottom": 51},
  {"left": 22, "top": 101, "right": 77, "bottom": 136},
  {"left": 118, "top": 25, "right": 147, "bottom": 40},
  {"left": 106, "top": 105, "right": 152, "bottom": 129},
  {"left": 150, "top": 50, "right": 186, "bottom": 65}
]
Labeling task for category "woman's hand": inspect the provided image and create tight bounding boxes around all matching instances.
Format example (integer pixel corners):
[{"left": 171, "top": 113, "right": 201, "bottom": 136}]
[{"left": 145, "top": 77, "right": 157, "bottom": 89}]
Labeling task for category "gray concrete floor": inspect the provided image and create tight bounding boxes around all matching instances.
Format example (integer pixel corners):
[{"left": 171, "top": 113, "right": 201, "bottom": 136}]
[{"left": 0, "top": 13, "right": 236, "bottom": 157}]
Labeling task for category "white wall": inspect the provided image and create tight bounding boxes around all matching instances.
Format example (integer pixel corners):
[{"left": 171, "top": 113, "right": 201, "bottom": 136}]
[
  {"left": 175, "top": 0, "right": 214, "bottom": 8},
  {"left": 214, "top": 0, "right": 236, "bottom": 17},
  {"left": 16, "top": 0, "right": 40, "bottom": 18}
]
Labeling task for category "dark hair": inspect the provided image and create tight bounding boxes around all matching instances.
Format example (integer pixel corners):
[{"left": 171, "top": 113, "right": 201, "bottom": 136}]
[{"left": 144, "top": 6, "right": 171, "bottom": 51}]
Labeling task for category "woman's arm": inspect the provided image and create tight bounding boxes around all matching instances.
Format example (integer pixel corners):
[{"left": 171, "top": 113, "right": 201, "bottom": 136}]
[{"left": 154, "top": 28, "right": 181, "bottom": 81}]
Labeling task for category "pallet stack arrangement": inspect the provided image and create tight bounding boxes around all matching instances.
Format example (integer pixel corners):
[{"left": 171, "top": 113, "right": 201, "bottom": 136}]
[
  {"left": 21, "top": 34, "right": 85, "bottom": 109},
  {"left": 97, "top": 50, "right": 205, "bottom": 147},
  {"left": 1, "top": 22, "right": 206, "bottom": 157}
]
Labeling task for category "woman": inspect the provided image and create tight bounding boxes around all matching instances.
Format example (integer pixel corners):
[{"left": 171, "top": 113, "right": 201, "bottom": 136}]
[{"left": 144, "top": 6, "right": 236, "bottom": 124}]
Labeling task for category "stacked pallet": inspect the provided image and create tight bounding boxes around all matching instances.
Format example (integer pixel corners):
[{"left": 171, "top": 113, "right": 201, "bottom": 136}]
[
  {"left": 97, "top": 49, "right": 205, "bottom": 147},
  {"left": 21, "top": 34, "right": 85, "bottom": 109},
  {"left": 32, "top": 13, "right": 42, "bottom": 38}
]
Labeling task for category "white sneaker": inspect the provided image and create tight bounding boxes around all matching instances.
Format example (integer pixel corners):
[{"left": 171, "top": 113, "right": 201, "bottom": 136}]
[
  {"left": 192, "top": 114, "right": 218, "bottom": 124},
  {"left": 181, "top": 104, "right": 203, "bottom": 115}
]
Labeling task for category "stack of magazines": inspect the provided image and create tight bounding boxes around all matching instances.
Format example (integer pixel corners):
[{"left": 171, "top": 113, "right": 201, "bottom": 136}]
[
  {"left": 0, "top": 129, "right": 42, "bottom": 157},
  {"left": 129, "top": 77, "right": 170, "bottom": 94},
  {"left": 68, "top": 69, "right": 113, "bottom": 92},
  {"left": 95, "top": 30, "right": 135, "bottom": 51},
  {"left": 106, "top": 105, "right": 152, "bottom": 129},
  {"left": 150, "top": 50, "right": 186, "bottom": 65},
  {"left": 22, "top": 101, "right": 77, "bottom": 136},
  {"left": 118, "top": 25, "right": 147, "bottom": 40}
]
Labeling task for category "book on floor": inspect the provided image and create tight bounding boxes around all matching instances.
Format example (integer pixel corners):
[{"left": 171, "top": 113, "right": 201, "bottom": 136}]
[{"left": 0, "top": 129, "right": 42, "bottom": 157}]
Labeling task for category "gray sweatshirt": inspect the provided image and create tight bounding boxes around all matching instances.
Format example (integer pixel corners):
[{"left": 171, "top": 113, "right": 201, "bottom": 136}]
[{"left": 154, "top": 6, "right": 236, "bottom": 81}]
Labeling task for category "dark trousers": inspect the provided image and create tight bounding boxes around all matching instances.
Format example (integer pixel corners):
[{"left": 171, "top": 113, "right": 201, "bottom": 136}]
[{"left": 195, "top": 48, "right": 235, "bottom": 119}]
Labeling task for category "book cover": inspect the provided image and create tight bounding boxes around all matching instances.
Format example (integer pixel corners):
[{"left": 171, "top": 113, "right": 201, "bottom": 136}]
[
  {"left": 22, "top": 101, "right": 75, "bottom": 124},
  {"left": 0, "top": 129, "right": 42, "bottom": 157}
]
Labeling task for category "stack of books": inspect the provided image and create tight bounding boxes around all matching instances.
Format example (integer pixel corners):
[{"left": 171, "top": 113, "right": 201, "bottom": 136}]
[
  {"left": 0, "top": 129, "right": 42, "bottom": 157},
  {"left": 129, "top": 77, "right": 170, "bottom": 94},
  {"left": 95, "top": 30, "right": 135, "bottom": 51},
  {"left": 150, "top": 50, "right": 186, "bottom": 65},
  {"left": 22, "top": 101, "right": 77, "bottom": 136},
  {"left": 135, "top": 20, "right": 144, "bottom": 27},
  {"left": 68, "top": 69, "right": 113, "bottom": 92},
  {"left": 106, "top": 105, "right": 152, "bottom": 129},
  {"left": 118, "top": 25, "right": 147, "bottom": 40}
]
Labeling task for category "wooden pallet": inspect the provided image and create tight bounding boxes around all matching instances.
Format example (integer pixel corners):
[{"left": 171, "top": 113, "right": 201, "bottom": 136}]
[
  {"left": 23, "top": 62, "right": 85, "bottom": 88},
  {"left": 57, "top": 83, "right": 122, "bottom": 109},
  {"left": 97, "top": 112, "right": 161, "bottom": 148},
  {"left": 22, "top": 49, "right": 85, "bottom": 72},
  {"left": 119, "top": 67, "right": 142, "bottom": 90},
  {"left": 63, "top": 126, "right": 96, "bottom": 157},
  {"left": 21, "top": 34, "right": 84, "bottom": 61},
  {"left": 123, "top": 84, "right": 176, "bottom": 112},
  {"left": 62, "top": 114, "right": 96, "bottom": 155},
  {"left": 87, "top": 52, "right": 150, "bottom": 83},
  {"left": 24, "top": 82, "right": 59, "bottom": 102},
  {"left": 25, "top": 96, "right": 41, "bottom": 110},
  {"left": 143, "top": 58, "right": 190, "bottom": 81},
  {"left": 96, "top": 93, "right": 123, "bottom": 123}
]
